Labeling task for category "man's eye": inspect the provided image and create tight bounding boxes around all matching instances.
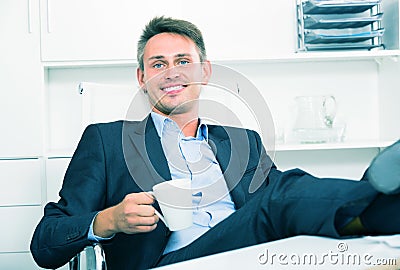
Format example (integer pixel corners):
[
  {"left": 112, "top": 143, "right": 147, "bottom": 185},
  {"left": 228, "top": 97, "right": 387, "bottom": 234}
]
[
  {"left": 153, "top": 63, "right": 164, "bottom": 69},
  {"left": 178, "top": 60, "right": 189, "bottom": 65}
]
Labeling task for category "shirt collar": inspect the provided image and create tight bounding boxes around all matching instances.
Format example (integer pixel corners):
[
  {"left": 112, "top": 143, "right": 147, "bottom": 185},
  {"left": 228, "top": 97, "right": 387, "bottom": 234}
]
[{"left": 150, "top": 112, "right": 208, "bottom": 141}]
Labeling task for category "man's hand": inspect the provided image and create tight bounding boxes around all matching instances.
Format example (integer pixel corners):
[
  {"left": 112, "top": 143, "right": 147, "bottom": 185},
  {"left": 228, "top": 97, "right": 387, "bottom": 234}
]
[{"left": 93, "top": 192, "right": 159, "bottom": 238}]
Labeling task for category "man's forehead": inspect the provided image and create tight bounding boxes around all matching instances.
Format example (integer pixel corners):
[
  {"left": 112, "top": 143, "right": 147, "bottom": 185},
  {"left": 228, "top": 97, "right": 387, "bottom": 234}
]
[{"left": 143, "top": 33, "right": 199, "bottom": 60}]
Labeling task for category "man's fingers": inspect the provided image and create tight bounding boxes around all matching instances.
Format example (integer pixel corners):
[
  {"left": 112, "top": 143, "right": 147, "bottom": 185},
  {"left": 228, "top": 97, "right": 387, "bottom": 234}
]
[
  {"left": 126, "top": 214, "right": 159, "bottom": 228},
  {"left": 124, "top": 192, "right": 155, "bottom": 205},
  {"left": 135, "top": 204, "right": 158, "bottom": 217},
  {"left": 131, "top": 224, "right": 158, "bottom": 233}
]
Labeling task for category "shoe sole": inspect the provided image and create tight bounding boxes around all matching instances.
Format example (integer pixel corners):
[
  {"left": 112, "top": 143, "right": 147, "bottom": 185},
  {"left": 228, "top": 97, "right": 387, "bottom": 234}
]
[{"left": 367, "top": 140, "right": 400, "bottom": 194}]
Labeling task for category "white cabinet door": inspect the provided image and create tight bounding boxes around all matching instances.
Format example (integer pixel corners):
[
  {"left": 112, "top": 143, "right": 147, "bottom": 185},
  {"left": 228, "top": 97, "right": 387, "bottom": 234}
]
[
  {"left": 0, "top": 0, "right": 43, "bottom": 158},
  {"left": 182, "top": 0, "right": 297, "bottom": 61},
  {"left": 0, "top": 206, "right": 42, "bottom": 252},
  {"left": 40, "top": 0, "right": 182, "bottom": 61}
]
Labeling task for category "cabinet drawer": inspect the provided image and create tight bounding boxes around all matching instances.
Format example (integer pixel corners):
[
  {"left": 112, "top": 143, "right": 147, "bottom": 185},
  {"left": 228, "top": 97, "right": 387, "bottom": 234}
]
[
  {"left": 0, "top": 252, "right": 41, "bottom": 270},
  {"left": 0, "top": 159, "right": 42, "bottom": 206},
  {"left": 0, "top": 206, "right": 42, "bottom": 252}
]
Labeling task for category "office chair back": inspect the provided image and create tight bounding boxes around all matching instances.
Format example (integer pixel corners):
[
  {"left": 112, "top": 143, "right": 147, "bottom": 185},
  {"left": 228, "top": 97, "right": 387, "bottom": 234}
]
[{"left": 69, "top": 243, "right": 106, "bottom": 270}]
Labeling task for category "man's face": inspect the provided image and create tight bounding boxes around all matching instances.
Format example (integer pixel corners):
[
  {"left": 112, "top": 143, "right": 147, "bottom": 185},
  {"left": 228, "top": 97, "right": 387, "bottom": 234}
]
[{"left": 137, "top": 33, "right": 211, "bottom": 116}]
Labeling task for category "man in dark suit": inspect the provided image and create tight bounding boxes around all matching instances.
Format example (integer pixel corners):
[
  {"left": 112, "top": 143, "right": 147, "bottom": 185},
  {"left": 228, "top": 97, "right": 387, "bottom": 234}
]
[{"left": 30, "top": 16, "right": 400, "bottom": 270}]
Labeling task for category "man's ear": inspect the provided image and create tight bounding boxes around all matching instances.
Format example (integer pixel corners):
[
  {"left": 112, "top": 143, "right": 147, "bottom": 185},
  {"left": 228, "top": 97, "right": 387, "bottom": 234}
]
[
  {"left": 201, "top": 60, "right": 212, "bottom": 85},
  {"left": 136, "top": 68, "right": 146, "bottom": 91}
]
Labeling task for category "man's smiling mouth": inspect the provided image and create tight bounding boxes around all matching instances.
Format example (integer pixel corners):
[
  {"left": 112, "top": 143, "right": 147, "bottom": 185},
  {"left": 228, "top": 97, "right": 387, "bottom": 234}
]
[{"left": 161, "top": 84, "right": 187, "bottom": 94}]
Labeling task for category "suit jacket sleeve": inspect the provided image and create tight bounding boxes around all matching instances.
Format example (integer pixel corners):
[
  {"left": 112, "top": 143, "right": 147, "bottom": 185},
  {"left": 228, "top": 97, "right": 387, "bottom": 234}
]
[{"left": 30, "top": 124, "right": 108, "bottom": 269}]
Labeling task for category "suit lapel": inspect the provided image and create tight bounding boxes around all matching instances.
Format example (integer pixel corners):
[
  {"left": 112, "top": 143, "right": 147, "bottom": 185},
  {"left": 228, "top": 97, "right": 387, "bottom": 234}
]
[
  {"left": 123, "top": 116, "right": 171, "bottom": 191},
  {"left": 208, "top": 126, "right": 248, "bottom": 208}
]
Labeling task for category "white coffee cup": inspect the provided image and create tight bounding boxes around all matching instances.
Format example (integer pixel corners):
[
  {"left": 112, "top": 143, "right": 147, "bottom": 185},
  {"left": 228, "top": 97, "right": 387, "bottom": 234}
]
[{"left": 150, "top": 178, "right": 193, "bottom": 231}]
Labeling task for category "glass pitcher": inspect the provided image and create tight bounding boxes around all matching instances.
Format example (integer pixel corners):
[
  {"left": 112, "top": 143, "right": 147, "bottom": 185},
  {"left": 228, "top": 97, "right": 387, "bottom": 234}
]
[{"left": 292, "top": 95, "right": 337, "bottom": 143}]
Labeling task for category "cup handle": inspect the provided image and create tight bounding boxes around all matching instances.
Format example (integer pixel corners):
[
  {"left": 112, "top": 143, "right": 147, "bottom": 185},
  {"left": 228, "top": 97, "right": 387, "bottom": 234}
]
[
  {"left": 154, "top": 209, "right": 167, "bottom": 226},
  {"left": 147, "top": 191, "right": 168, "bottom": 226}
]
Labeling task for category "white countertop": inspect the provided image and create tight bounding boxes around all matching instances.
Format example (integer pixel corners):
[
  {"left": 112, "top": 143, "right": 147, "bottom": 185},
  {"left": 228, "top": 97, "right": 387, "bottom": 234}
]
[{"left": 154, "top": 235, "right": 400, "bottom": 270}]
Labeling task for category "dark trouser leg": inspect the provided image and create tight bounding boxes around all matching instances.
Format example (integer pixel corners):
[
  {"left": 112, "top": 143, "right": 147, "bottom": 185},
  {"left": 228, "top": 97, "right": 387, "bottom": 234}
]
[
  {"left": 157, "top": 169, "right": 379, "bottom": 267},
  {"left": 360, "top": 193, "right": 400, "bottom": 234}
]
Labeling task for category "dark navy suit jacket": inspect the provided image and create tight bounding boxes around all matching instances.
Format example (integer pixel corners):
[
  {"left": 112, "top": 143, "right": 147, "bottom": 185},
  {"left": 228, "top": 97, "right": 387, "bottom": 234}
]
[{"left": 30, "top": 116, "right": 276, "bottom": 269}]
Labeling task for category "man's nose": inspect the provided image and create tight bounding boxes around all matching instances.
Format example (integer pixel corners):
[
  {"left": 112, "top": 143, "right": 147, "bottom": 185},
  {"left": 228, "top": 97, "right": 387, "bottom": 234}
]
[{"left": 163, "top": 66, "right": 181, "bottom": 80}]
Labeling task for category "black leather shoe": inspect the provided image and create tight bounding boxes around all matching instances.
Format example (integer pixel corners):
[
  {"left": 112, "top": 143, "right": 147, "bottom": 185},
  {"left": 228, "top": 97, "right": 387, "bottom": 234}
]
[{"left": 366, "top": 140, "right": 400, "bottom": 194}]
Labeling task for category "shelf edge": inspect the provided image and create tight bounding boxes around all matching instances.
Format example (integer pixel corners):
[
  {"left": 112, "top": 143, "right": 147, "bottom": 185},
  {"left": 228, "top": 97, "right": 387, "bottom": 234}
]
[
  {"left": 273, "top": 139, "right": 396, "bottom": 151},
  {"left": 41, "top": 50, "right": 400, "bottom": 68}
]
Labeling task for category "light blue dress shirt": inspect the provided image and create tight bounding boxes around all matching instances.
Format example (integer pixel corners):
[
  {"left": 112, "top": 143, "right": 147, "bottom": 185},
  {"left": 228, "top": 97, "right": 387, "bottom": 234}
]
[
  {"left": 89, "top": 113, "right": 236, "bottom": 254},
  {"left": 151, "top": 112, "right": 236, "bottom": 254}
]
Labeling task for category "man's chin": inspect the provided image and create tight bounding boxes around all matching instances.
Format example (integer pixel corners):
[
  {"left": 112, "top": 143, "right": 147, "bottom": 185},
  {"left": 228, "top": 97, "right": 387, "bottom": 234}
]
[{"left": 157, "top": 104, "right": 193, "bottom": 116}]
